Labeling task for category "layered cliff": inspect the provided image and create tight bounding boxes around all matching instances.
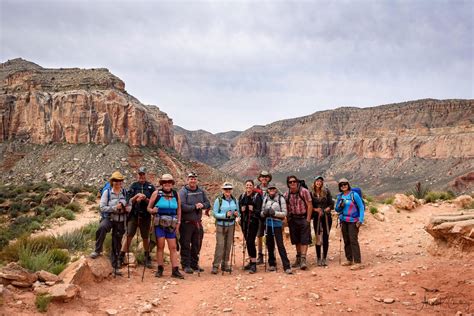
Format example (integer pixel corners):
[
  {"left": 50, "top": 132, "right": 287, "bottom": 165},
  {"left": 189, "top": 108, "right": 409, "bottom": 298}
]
[
  {"left": 176, "top": 99, "right": 474, "bottom": 194},
  {"left": 0, "top": 58, "right": 173, "bottom": 147}
]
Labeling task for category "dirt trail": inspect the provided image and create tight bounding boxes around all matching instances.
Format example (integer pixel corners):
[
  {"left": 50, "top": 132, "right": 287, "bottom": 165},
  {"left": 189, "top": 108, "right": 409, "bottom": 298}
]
[{"left": 5, "top": 202, "right": 474, "bottom": 315}]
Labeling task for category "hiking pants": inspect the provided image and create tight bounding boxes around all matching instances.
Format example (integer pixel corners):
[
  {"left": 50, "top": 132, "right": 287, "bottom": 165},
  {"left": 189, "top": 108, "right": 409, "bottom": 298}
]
[
  {"left": 242, "top": 216, "right": 259, "bottom": 259},
  {"left": 313, "top": 213, "right": 332, "bottom": 259},
  {"left": 212, "top": 224, "right": 235, "bottom": 269},
  {"left": 179, "top": 221, "right": 204, "bottom": 269},
  {"left": 341, "top": 221, "right": 361, "bottom": 263},
  {"left": 95, "top": 218, "right": 125, "bottom": 268},
  {"left": 266, "top": 225, "right": 290, "bottom": 270}
]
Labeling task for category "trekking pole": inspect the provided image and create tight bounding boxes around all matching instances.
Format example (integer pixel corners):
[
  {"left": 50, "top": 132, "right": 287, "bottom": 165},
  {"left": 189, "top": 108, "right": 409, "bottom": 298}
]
[
  {"left": 338, "top": 219, "right": 342, "bottom": 265},
  {"left": 125, "top": 216, "right": 130, "bottom": 278},
  {"left": 142, "top": 214, "right": 155, "bottom": 281},
  {"left": 271, "top": 217, "right": 276, "bottom": 272},
  {"left": 264, "top": 220, "right": 267, "bottom": 272},
  {"left": 230, "top": 221, "right": 236, "bottom": 275}
]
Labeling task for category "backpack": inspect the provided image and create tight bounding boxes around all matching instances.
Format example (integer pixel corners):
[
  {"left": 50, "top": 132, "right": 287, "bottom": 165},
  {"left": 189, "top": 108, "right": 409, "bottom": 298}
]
[
  {"left": 101, "top": 187, "right": 127, "bottom": 219},
  {"left": 286, "top": 185, "right": 308, "bottom": 212},
  {"left": 263, "top": 193, "right": 282, "bottom": 211},
  {"left": 350, "top": 187, "right": 365, "bottom": 212},
  {"left": 100, "top": 182, "right": 111, "bottom": 196},
  {"left": 217, "top": 194, "right": 237, "bottom": 210},
  {"left": 152, "top": 189, "right": 178, "bottom": 207}
]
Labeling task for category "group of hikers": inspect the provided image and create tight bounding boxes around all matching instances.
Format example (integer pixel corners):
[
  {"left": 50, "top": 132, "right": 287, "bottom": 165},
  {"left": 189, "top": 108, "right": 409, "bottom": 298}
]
[{"left": 90, "top": 168, "right": 365, "bottom": 278}]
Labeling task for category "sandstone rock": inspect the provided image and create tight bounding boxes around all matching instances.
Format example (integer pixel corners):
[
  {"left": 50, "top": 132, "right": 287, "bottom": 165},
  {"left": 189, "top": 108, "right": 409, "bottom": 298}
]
[
  {"left": 308, "top": 292, "right": 320, "bottom": 300},
  {"left": 41, "top": 188, "right": 73, "bottom": 207},
  {"left": 378, "top": 204, "right": 395, "bottom": 214},
  {"left": 393, "top": 194, "right": 416, "bottom": 210},
  {"left": 373, "top": 212, "right": 385, "bottom": 222},
  {"left": 425, "top": 211, "right": 474, "bottom": 252},
  {"left": 106, "top": 309, "right": 118, "bottom": 315},
  {"left": 428, "top": 297, "right": 441, "bottom": 306},
  {"left": 123, "top": 252, "right": 136, "bottom": 265},
  {"left": 138, "top": 303, "right": 153, "bottom": 313},
  {"left": 223, "top": 307, "right": 233, "bottom": 312},
  {"left": 383, "top": 298, "right": 395, "bottom": 304},
  {"left": 0, "top": 262, "right": 38, "bottom": 287},
  {"left": 37, "top": 270, "right": 60, "bottom": 283},
  {"left": 87, "top": 257, "right": 113, "bottom": 281},
  {"left": 47, "top": 283, "right": 80, "bottom": 302},
  {"left": 454, "top": 195, "right": 473, "bottom": 208}
]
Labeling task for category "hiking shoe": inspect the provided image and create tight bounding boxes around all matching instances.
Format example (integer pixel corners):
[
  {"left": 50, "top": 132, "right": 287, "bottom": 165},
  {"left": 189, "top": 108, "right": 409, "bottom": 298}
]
[
  {"left": 268, "top": 266, "right": 276, "bottom": 272},
  {"left": 284, "top": 268, "right": 293, "bottom": 275},
  {"left": 291, "top": 255, "right": 301, "bottom": 268},
  {"left": 192, "top": 266, "right": 204, "bottom": 272},
  {"left": 223, "top": 266, "right": 232, "bottom": 273},
  {"left": 257, "top": 253, "right": 264, "bottom": 265},
  {"left": 145, "top": 257, "right": 153, "bottom": 269},
  {"left": 113, "top": 269, "right": 123, "bottom": 276},
  {"left": 90, "top": 251, "right": 101, "bottom": 259},
  {"left": 317, "top": 258, "right": 322, "bottom": 266},
  {"left": 249, "top": 263, "right": 257, "bottom": 274},
  {"left": 118, "top": 254, "right": 125, "bottom": 266},
  {"left": 342, "top": 260, "right": 353, "bottom": 266},
  {"left": 321, "top": 258, "right": 327, "bottom": 266},
  {"left": 300, "top": 257, "right": 308, "bottom": 270},
  {"left": 211, "top": 267, "right": 218, "bottom": 274},
  {"left": 172, "top": 267, "right": 184, "bottom": 279},
  {"left": 350, "top": 263, "right": 364, "bottom": 271},
  {"left": 184, "top": 267, "right": 194, "bottom": 274},
  {"left": 155, "top": 265, "right": 164, "bottom": 278},
  {"left": 243, "top": 262, "right": 253, "bottom": 270}
]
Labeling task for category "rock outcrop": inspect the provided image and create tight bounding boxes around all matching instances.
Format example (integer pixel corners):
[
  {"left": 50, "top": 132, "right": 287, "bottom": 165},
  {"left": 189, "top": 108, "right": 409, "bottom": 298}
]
[{"left": 0, "top": 58, "right": 173, "bottom": 147}]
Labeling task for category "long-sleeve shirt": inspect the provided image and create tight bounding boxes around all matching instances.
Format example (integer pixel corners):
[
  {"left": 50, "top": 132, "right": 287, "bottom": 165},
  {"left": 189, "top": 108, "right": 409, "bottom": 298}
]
[
  {"left": 335, "top": 191, "right": 365, "bottom": 224},
  {"left": 261, "top": 194, "right": 287, "bottom": 228},
  {"left": 212, "top": 195, "right": 240, "bottom": 227},
  {"left": 179, "top": 185, "right": 211, "bottom": 222},
  {"left": 100, "top": 188, "right": 128, "bottom": 222}
]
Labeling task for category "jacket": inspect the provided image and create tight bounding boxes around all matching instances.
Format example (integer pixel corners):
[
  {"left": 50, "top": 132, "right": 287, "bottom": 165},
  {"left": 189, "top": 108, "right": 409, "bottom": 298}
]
[
  {"left": 100, "top": 188, "right": 129, "bottom": 222},
  {"left": 128, "top": 181, "right": 155, "bottom": 218},
  {"left": 238, "top": 192, "right": 263, "bottom": 221},
  {"left": 179, "top": 185, "right": 211, "bottom": 222},
  {"left": 212, "top": 195, "right": 240, "bottom": 227},
  {"left": 335, "top": 191, "right": 365, "bottom": 223},
  {"left": 311, "top": 187, "right": 334, "bottom": 219},
  {"left": 261, "top": 193, "right": 287, "bottom": 228}
]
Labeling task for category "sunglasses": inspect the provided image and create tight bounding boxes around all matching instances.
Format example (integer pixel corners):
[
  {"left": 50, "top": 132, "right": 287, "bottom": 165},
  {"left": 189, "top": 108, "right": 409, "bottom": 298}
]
[
  {"left": 288, "top": 180, "right": 297, "bottom": 184},
  {"left": 112, "top": 179, "right": 123, "bottom": 183},
  {"left": 339, "top": 183, "right": 349, "bottom": 186},
  {"left": 161, "top": 181, "right": 173, "bottom": 184}
]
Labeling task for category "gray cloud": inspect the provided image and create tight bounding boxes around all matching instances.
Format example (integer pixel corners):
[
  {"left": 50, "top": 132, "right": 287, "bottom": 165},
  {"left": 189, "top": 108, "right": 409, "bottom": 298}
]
[{"left": 1, "top": 0, "right": 472, "bottom": 132}]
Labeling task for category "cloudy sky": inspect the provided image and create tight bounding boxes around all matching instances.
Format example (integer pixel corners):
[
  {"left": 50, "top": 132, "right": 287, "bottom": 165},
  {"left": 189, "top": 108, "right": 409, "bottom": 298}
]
[{"left": 1, "top": 0, "right": 472, "bottom": 133}]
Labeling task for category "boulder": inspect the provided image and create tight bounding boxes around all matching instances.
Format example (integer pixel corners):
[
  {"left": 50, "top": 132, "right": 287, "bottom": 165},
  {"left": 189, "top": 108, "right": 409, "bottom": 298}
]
[
  {"left": 379, "top": 204, "right": 396, "bottom": 214},
  {"left": 36, "top": 270, "right": 60, "bottom": 283},
  {"left": 454, "top": 195, "right": 473, "bottom": 209},
  {"left": 425, "top": 210, "right": 474, "bottom": 252},
  {"left": 87, "top": 256, "right": 113, "bottom": 281},
  {"left": 0, "top": 262, "right": 38, "bottom": 288},
  {"left": 47, "top": 283, "right": 80, "bottom": 302},
  {"left": 393, "top": 194, "right": 416, "bottom": 210},
  {"left": 41, "top": 188, "right": 73, "bottom": 207},
  {"left": 123, "top": 252, "right": 137, "bottom": 266}
]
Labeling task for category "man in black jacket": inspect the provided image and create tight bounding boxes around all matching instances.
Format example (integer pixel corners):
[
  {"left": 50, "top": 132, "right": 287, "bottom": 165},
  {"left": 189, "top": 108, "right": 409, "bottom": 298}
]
[
  {"left": 120, "top": 167, "right": 155, "bottom": 268},
  {"left": 179, "top": 172, "right": 211, "bottom": 274}
]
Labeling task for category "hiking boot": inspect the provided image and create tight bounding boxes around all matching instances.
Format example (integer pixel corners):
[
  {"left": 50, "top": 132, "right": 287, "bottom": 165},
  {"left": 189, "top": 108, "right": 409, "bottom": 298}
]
[
  {"left": 90, "top": 251, "right": 101, "bottom": 259},
  {"left": 243, "top": 262, "right": 253, "bottom": 271},
  {"left": 249, "top": 263, "right": 257, "bottom": 274},
  {"left": 257, "top": 253, "right": 264, "bottom": 265},
  {"left": 172, "top": 267, "right": 184, "bottom": 279},
  {"left": 155, "top": 265, "right": 164, "bottom": 278},
  {"left": 192, "top": 266, "right": 204, "bottom": 272},
  {"left": 317, "top": 258, "right": 322, "bottom": 266},
  {"left": 341, "top": 260, "right": 353, "bottom": 266},
  {"left": 268, "top": 266, "right": 276, "bottom": 272},
  {"left": 350, "top": 263, "right": 364, "bottom": 271},
  {"left": 118, "top": 253, "right": 125, "bottom": 266},
  {"left": 300, "top": 256, "right": 308, "bottom": 270},
  {"left": 291, "top": 255, "right": 301, "bottom": 268},
  {"left": 211, "top": 267, "right": 218, "bottom": 274},
  {"left": 284, "top": 268, "right": 293, "bottom": 275},
  {"left": 321, "top": 258, "right": 327, "bottom": 266},
  {"left": 113, "top": 269, "right": 123, "bottom": 277},
  {"left": 222, "top": 266, "right": 232, "bottom": 273},
  {"left": 184, "top": 266, "right": 194, "bottom": 274}
]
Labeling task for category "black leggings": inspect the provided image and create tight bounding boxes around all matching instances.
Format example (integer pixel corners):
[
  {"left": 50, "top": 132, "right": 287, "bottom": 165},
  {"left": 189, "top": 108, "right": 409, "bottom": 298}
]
[
  {"left": 242, "top": 216, "right": 259, "bottom": 259},
  {"left": 313, "top": 213, "right": 332, "bottom": 259},
  {"left": 266, "top": 225, "right": 290, "bottom": 270}
]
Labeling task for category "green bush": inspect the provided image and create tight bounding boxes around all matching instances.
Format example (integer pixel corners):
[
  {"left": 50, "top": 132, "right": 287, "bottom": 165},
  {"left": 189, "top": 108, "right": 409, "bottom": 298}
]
[
  {"left": 425, "top": 191, "right": 455, "bottom": 203},
  {"left": 50, "top": 206, "right": 75, "bottom": 220},
  {"left": 10, "top": 202, "right": 30, "bottom": 213},
  {"left": 35, "top": 294, "right": 52, "bottom": 313},
  {"left": 34, "top": 206, "right": 53, "bottom": 217},
  {"left": 65, "top": 202, "right": 82, "bottom": 213},
  {"left": 383, "top": 197, "right": 394, "bottom": 205},
  {"left": 369, "top": 206, "right": 378, "bottom": 215},
  {"left": 365, "top": 195, "right": 374, "bottom": 203},
  {"left": 87, "top": 194, "right": 97, "bottom": 203},
  {"left": 30, "top": 182, "right": 54, "bottom": 193},
  {"left": 57, "top": 222, "right": 98, "bottom": 252},
  {"left": 48, "top": 248, "right": 70, "bottom": 265},
  {"left": 0, "top": 235, "right": 64, "bottom": 262},
  {"left": 18, "top": 246, "right": 69, "bottom": 274}
]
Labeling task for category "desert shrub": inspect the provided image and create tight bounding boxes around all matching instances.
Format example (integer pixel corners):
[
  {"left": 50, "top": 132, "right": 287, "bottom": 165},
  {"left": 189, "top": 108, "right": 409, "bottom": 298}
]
[
  {"left": 9, "top": 202, "right": 30, "bottom": 214},
  {"left": 87, "top": 194, "right": 97, "bottom": 203},
  {"left": 365, "top": 195, "right": 374, "bottom": 203},
  {"left": 64, "top": 185, "right": 82, "bottom": 195},
  {"left": 50, "top": 206, "right": 75, "bottom": 220},
  {"left": 34, "top": 205, "right": 53, "bottom": 217},
  {"left": 0, "top": 233, "right": 9, "bottom": 250},
  {"left": 425, "top": 191, "right": 455, "bottom": 203},
  {"left": 30, "top": 181, "right": 54, "bottom": 193},
  {"left": 406, "top": 181, "right": 430, "bottom": 199},
  {"left": 29, "top": 220, "right": 42, "bottom": 232},
  {"left": 65, "top": 202, "right": 82, "bottom": 213},
  {"left": 48, "top": 248, "right": 70, "bottom": 264},
  {"left": 0, "top": 235, "right": 64, "bottom": 262},
  {"left": 31, "top": 193, "right": 46, "bottom": 204},
  {"left": 383, "top": 197, "right": 394, "bottom": 205},
  {"left": 18, "top": 246, "right": 69, "bottom": 274},
  {"left": 369, "top": 206, "right": 378, "bottom": 215},
  {"left": 35, "top": 294, "right": 52, "bottom": 313},
  {"left": 57, "top": 230, "right": 89, "bottom": 252}
]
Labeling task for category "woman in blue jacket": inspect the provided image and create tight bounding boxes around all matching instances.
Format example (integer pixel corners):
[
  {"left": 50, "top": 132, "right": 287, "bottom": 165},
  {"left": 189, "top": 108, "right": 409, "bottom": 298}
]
[
  {"left": 335, "top": 178, "right": 365, "bottom": 270},
  {"left": 211, "top": 182, "right": 240, "bottom": 274}
]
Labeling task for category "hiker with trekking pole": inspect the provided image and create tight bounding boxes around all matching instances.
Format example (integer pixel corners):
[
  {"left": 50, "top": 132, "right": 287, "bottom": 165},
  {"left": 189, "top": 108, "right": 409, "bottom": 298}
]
[
  {"left": 335, "top": 178, "right": 365, "bottom": 271},
  {"left": 90, "top": 171, "right": 130, "bottom": 277},
  {"left": 311, "top": 175, "right": 334, "bottom": 267},
  {"left": 178, "top": 172, "right": 211, "bottom": 275},
  {"left": 284, "top": 175, "right": 313, "bottom": 270},
  {"left": 211, "top": 182, "right": 240, "bottom": 275},
  {"left": 255, "top": 171, "right": 271, "bottom": 264},
  {"left": 238, "top": 180, "right": 263, "bottom": 274},
  {"left": 261, "top": 183, "right": 292, "bottom": 274},
  {"left": 147, "top": 174, "right": 184, "bottom": 279},
  {"left": 119, "top": 167, "right": 156, "bottom": 269}
]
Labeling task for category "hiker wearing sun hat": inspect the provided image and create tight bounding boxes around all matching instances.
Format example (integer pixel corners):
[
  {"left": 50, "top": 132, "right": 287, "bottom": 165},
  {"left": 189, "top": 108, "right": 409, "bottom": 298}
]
[
  {"left": 255, "top": 170, "right": 272, "bottom": 264},
  {"left": 335, "top": 178, "right": 365, "bottom": 270},
  {"left": 211, "top": 182, "right": 240, "bottom": 274},
  {"left": 148, "top": 174, "right": 184, "bottom": 279},
  {"left": 91, "top": 171, "right": 130, "bottom": 276}
]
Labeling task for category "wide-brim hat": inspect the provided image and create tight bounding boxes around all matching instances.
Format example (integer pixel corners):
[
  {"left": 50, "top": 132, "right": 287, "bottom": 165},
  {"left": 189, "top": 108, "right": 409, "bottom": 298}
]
[
  {"left": 221, "top": 182, "right": 233, "bottom": 189},
  {"left": 109, "top": 171, "right": 125, "bottom": 183},
  {"left": 159, "top": 174, "right": 175, "bottom": 185},
  {"left": 258, "top": 170, "right": 272, "bottom": 182}
]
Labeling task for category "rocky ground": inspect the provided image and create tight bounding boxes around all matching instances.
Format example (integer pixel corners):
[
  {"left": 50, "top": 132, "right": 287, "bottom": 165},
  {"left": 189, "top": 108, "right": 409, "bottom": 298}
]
[{"left": 1, "top": 200, "right": 473, "bottom": 315}]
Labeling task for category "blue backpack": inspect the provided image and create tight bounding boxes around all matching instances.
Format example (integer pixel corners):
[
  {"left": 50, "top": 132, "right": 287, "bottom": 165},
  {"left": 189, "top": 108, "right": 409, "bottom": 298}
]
[{"left": 350, "top": 187, "right": 365, "bottom": 212}]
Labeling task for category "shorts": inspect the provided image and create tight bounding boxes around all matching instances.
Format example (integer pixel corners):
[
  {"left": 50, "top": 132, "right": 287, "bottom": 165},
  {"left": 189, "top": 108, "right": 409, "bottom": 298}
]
[
  {"left": 288, "top": 216, "right": 311, "bottom": 245},
  {"left": 155, "top": 226, "right": 177, "bottom": 239},
  {"left": 127, "top": 216, "right": 151, "bottom": 240},
  {"left": 257, "top": 217, "right": 266, "bottom": 238}
]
